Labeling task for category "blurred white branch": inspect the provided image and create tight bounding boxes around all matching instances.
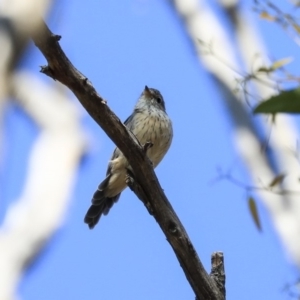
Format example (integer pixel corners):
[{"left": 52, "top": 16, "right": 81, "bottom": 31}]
[
  {"left": 0, "top": 1, "right": 87, "bottom": 299},
  {"left": 0, "top": 72, "right": 86, "bottom": 300},
  {"left": 0, "top": 0, "right": 51, "bottom": 161},
  {"left": 0, "top": 0, "right": 51, "bottom": 35},
  {"left": 170, "top": 0, "right": 300, "bottom": 266},
  {"left": 220, "top": 0, "right": 300, "bottom": 266}
]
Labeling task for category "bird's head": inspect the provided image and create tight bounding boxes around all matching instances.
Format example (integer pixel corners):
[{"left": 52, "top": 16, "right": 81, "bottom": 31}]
[{"left": 136, "top": 85, "right": 166, "bottom": 112}]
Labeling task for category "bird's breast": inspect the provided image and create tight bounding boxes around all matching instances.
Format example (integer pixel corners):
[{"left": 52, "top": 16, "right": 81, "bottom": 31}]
[{"left": 133, "top": 110, "right": 173, "bottom": 167}]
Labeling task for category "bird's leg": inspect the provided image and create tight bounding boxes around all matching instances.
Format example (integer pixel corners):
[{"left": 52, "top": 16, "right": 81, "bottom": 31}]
[
  {"left": 142, "top": 141, "right": 154, "bottom": 166},
  {"left": 125, "top": 168, "right": 135, "bottom": 188},
  {"left": 143, "top": 141, "right": 153, "bottom": 152}
]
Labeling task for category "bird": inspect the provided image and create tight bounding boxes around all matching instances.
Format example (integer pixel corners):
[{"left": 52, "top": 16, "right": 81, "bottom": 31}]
[{"left": 84, "top": 86, "right": 173, "bottom": 229}]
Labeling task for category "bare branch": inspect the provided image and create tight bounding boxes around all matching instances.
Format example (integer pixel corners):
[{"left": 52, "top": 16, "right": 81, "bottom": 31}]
[
  {"left": 210, "top": 252, "right": 226, "bottom": 298},
  {"left": 31, "top": 21, "right": 225, "bottom": 300}
]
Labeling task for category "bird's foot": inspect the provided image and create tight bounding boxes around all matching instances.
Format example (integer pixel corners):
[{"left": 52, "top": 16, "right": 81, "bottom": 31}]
[{"left": 143, "top": 141, "right": 153, "bottom": 152}]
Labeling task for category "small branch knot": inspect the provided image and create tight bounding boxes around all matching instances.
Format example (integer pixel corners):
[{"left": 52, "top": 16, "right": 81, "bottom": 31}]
[
  {"left": 52, "top": 34, "right": 61, "bottom": 41},
  {"left": 39, "top": 65, "right": 56, "bottom": 80},
  {"left": 168, "top": 221, "right": 178, "bottom": 234}
]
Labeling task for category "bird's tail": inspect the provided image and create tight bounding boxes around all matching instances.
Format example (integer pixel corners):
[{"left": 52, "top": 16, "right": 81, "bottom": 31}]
[{"left": 84, "top": 176, "right": 120, "bottom": 229}]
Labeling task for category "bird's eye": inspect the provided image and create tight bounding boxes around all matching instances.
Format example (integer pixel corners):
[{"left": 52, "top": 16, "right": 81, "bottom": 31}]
[{"left": 156, "top": 97, "right": 162, "bottom": 104}]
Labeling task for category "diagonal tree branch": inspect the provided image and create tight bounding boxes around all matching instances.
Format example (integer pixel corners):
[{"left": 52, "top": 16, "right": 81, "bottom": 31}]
[{"left": 31, "top": 21, "right": 225, "bottom": 300}]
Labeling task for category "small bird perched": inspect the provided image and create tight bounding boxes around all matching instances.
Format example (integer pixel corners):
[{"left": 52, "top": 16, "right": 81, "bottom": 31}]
[{"left": 84, "top": 86, "right": 173, "bottom": 229}]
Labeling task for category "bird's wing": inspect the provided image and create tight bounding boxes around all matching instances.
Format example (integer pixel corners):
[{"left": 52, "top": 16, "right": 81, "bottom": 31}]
[
  {"left": 124, "top": 108, "right": 142, "bottom": 129},
  {"left": 105, "top": 109, "right": 142, "bottom": 176},
  {"left": 123, "top": 113, "right": 134, "bottom": 127}
]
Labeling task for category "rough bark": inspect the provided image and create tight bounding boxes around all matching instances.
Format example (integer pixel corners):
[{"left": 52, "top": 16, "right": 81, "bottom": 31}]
[{"left": 31, "top": 21, "right": 225, "bottom": 300}]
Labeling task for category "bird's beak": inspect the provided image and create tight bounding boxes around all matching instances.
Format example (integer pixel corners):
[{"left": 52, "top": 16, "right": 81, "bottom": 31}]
[{"left": 143, "top": 85, "right": 152, "bottom": 98}]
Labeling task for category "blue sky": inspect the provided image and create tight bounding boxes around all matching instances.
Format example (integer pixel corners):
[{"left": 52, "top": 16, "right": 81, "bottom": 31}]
[{"left": 2, "top": 0, "right": 300, "bottom": 299}]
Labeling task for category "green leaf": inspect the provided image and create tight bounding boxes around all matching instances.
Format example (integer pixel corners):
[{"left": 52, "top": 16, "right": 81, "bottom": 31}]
[
  {"left": 254, "top": 88, "right": 300, "bottom": 114},
  {"left": 259, "top": 11, "right": 276, "bottom": 21},
  {"left": 257, "top": 57, "right": 293, "bottom": 74},
  {"left": 270, "top": 57, "right": 293, "bottom": 71},
  {"left": 269, "top": 174, "right": 285, "bottom": 188},
  {"left": 248, "top": 196, "right": 262, "bottom": 232},
  {"left": 257, "top": 66, "right": 272, "bottom": 73},
  {"left": 293, "top": 23, "right": 300, "bottom": 34}
]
